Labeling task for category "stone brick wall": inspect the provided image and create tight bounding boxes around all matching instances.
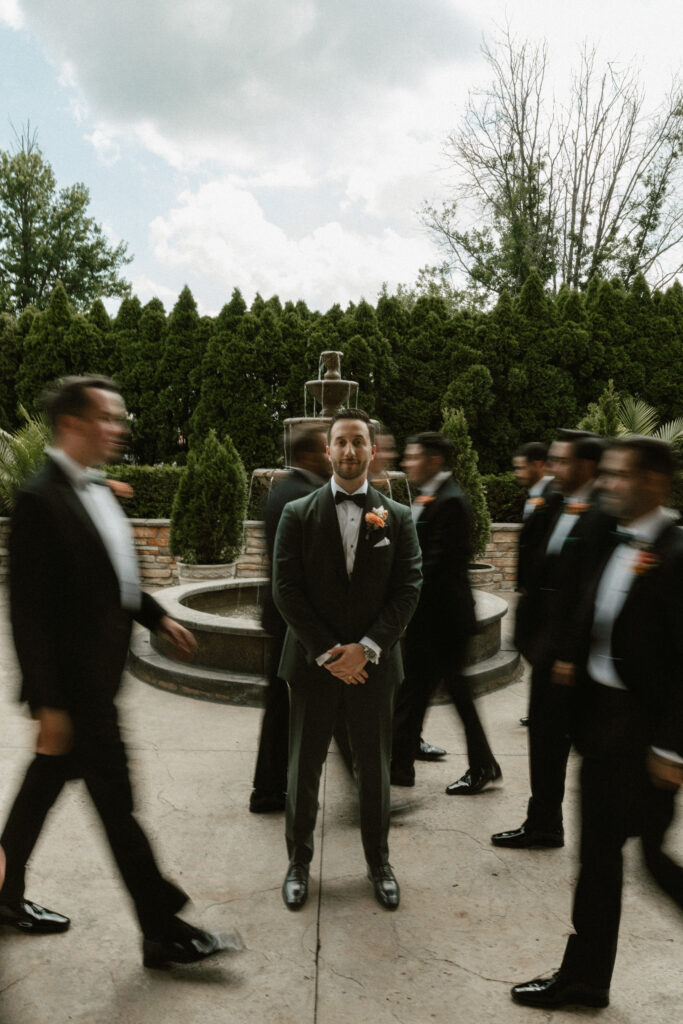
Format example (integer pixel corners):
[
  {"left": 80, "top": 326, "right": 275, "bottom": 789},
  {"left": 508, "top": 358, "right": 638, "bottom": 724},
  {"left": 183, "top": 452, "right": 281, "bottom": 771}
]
[
  {"left": 0, "top": 517, "right": 522, "bottom": 591},
  {"left": 481, "top": 523, "right": 521, "bottom": 590},
  {"left": 0, "top": 517, "right": 176, "bottom": 586}
]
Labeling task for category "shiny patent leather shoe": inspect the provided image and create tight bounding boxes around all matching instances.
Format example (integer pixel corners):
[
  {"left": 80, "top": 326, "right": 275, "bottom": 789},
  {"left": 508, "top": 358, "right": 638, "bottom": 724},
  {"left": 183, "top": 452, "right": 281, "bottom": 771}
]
[
  {"left": 367, "top": 863, "right": 400, "bottom": 910},
  {"left": 143, "top": 921, "right": 239, "bottom": 969},
  {"left": 491, "top": 823, "right": 564, "bottom": 848},
  {"left": 0, "top": 899, "right": 70, "bottom": 933},
  {"left": 416, "top": 738, "right": 447, "bottom": 761},
  {"left": 282, "top": 862, "right": 309, "bottom": 910},
  {"left": 445, "top": 762, "right": 502, "bottom": 795},
  {"left": 511, "top": 971, "right": 609, "bottom": 1008}
]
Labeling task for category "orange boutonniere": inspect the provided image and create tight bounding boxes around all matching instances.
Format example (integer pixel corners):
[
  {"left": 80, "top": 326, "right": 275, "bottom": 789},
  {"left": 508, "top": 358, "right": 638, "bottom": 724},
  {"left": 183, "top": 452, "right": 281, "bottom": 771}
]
[
  {"left": 365, "top": 506, "right": 388, "bottom": 538},
  {"left": 528, "top": 496, "right": 545, "bottom": 511},
  {"left": 415, "top": 495, "right": 436, "bottom": 506},
  {"left": 633, "top": 550, "right": 660, "bottom": 576},
  {"left": 566, "top": 501, "right": 589, "bottom": 515}
]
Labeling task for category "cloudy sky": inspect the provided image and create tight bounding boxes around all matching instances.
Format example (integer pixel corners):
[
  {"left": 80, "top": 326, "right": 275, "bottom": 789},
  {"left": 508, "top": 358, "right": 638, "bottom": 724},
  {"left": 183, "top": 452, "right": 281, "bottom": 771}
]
[{"left": 1, "top": 0, "right": 681, "bottom": 314}]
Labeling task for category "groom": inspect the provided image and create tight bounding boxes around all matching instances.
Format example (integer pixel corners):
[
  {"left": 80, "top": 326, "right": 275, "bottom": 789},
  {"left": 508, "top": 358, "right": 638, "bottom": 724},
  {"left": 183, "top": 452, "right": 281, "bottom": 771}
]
[{"left": 272, "top": 409, "right": 422, "bottom": 911}]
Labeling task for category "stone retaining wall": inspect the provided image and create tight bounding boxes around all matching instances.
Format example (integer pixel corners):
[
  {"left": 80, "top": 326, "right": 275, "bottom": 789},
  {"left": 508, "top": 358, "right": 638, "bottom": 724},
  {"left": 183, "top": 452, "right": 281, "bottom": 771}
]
[{"left": 0, "top": 517, "right": 521, "bottom": 591}]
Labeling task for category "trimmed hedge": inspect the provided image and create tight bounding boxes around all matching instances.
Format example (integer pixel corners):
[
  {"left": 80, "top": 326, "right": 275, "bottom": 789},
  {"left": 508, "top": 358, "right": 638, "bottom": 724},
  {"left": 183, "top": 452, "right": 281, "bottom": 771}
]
[
  {"left": 105, "top": 464, "right": 184, "bottom": 519},
  {"left": 482, "top": 471, "right": 525, "bottom": 523}
]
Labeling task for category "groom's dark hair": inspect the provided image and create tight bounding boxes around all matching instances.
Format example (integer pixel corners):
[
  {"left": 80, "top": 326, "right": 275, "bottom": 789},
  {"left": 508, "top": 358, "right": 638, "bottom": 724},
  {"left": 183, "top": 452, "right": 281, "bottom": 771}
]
[{"left": 327, "top": 408, "right": 375, "bottom": 444}]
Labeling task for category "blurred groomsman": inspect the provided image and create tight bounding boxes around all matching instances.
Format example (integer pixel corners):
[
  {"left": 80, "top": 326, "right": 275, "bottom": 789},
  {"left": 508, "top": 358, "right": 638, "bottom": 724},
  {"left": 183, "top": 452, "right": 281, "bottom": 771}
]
[
  {"left": 493, "top": 430, "right": 604, "bottom": 848},
  {"left": 392, "top": 433, "right": 501, "bottom": 794},
  {"left": 249, "top": 427, "right": 330, "bottom": 813},
  {"left": 512, "top": 436, "right": 683, "bottom": 1010},
  {"left": 512, "top": 441, "right": 559, "bottom": 725},
  {"left": 0, "top": 375, "right": 231, "bottom": 969}
]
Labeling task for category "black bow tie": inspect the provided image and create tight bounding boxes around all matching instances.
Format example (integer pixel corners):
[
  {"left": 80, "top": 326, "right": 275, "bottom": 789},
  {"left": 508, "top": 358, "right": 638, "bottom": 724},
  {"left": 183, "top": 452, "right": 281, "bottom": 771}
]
[
  {"left": 612, "top": 529, "right": 634, "bottom": 545},
  {"left": 335, "top": 491, "right": 365, "bottom": 508}
]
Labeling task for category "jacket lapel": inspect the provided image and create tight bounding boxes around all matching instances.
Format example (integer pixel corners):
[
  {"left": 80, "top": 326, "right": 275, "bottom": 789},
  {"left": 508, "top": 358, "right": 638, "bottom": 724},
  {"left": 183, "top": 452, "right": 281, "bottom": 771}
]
[
  {"left": 318, "top": 482, "right": 349, "bottom": 583},
  {"left": 350, "top": 484, "right": 385, "bottom": 584},
  {"left": 49, "top": 459, "right": 112, "bottom": 565}
]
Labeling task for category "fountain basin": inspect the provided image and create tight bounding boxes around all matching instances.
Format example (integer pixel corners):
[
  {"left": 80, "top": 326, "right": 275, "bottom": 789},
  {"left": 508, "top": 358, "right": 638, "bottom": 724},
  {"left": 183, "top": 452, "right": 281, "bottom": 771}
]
[{"left": 129, "top": 579, "right": 520, "bottom": 705}]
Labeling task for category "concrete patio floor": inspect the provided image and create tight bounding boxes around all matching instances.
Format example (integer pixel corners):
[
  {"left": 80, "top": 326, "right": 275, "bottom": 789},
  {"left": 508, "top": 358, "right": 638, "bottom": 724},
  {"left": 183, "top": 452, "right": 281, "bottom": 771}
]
[{"left": 0, "top": 588, "right": 680, "bottom": 1024}]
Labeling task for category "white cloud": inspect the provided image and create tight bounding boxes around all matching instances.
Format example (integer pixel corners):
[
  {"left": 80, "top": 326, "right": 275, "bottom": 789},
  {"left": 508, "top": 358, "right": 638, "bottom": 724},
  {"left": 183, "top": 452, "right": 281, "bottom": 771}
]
[
  {"left": 0, "top": 0, "right": 23, "bottom": 29},
  {"left": 148, "top": 179, "right": 435, "bottom": 312}
]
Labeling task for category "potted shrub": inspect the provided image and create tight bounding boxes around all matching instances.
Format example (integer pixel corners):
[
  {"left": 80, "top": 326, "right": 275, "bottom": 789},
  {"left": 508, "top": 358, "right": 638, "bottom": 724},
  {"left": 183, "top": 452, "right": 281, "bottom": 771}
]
[{"left": 170, "top": 429, "right": 247, "bottom": 580}]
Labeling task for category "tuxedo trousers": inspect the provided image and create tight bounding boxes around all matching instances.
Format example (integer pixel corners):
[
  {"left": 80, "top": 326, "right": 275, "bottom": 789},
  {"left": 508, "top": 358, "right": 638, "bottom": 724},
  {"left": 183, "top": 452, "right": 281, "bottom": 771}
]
[
  {"left": 526, "top": 663, "right": 573, "bottom": 830},
  {"left": 252, "top": 619, "right": 290, "bottom": 798},
  {"left": 560, "top": 682, "right": 681, "bottom": 989},
  {"left": 286, "top": 667, "right": 395, "bottom": 869},
  {"left": 392, "top": 628, "right": 494, "bottom": 776},
  {"left": 0, "top": 705, "right": 187, "bottom": 938}
]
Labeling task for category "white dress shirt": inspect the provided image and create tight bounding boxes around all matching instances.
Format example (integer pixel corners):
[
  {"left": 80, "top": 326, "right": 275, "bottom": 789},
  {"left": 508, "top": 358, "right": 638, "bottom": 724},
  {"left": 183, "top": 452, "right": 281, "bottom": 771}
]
[
  {"left": 411, "top": 470, "right": 452, "bottom": 523},
  {"left": 587, "top": 505, "right": 682, "bottom": 764},
  {"left": 544, "top": 484, "right": 592, "bottom": 556},
  {"left": 315, "top": 479, "right": 381, "bottom": 666},
  {"left": 523, "top": 475, "right": 554, "bottom": 520},
  {"left": 47, "top": 448, "right": 141, "bottom": 611}
]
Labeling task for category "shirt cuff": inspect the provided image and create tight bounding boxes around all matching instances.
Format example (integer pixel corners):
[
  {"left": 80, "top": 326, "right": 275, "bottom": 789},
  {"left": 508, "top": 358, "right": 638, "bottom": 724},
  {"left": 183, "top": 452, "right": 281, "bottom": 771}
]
[
  {"left": 316, "top": 643, "right": 340, "bottom": 667},
  {"left": 360, "top": 636, "right": 381, "bottom": 663},
  {"left": 651, "top": 746, "right": 683, "bottom": 766}
]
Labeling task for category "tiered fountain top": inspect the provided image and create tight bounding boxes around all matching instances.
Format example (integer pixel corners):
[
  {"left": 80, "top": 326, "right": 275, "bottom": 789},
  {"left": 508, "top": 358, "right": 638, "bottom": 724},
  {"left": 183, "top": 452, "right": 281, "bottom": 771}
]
[{"left": 304, "top": 350, "right": 358, "bottom": 418}]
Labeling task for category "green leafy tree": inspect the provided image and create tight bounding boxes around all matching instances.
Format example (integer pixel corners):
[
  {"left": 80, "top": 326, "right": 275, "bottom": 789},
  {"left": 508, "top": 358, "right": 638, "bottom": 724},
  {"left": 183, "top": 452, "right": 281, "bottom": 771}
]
[
  {"left": 0, "top": 128, "right": 131, "bottom": 313},
  {"left": 158, "top": 285, "right": 205, "bottom": 461},
  {"left": 577, "top": 379, "right": 622, "bottom": 436},
  {"left": 169, "top": 429, "right": 247, "bottom": 564},
  {"left": 440, "top": 405, "right": 491, "bottom": 556}
]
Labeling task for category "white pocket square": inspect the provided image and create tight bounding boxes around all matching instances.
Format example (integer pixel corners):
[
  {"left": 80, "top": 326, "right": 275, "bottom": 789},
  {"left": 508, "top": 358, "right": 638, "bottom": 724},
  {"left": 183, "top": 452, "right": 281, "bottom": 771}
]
[{"left": 373, "top": 537, "right": 390, "bottom": 548}]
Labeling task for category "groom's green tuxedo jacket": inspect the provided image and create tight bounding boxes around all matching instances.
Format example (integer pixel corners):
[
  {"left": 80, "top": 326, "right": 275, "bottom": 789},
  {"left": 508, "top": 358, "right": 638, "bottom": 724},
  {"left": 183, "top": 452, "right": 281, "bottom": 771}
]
[{"left": 272, "top": 482, "right": 422, "bottom": 685}]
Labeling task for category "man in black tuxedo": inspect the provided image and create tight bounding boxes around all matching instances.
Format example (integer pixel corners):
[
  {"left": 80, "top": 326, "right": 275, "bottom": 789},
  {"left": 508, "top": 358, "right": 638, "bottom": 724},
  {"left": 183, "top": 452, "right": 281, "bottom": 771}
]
[
  {"left": 391, "top": 433, "right": 501, "bottom": 795},
  {"left": 512, "top": 441, "right": 559, "bottom": 667},
  {"left": 249, "top": 427, "right": 330, "bottom": 813},
  {"left": 493, "top": 430, "right": 603, "bottom": 849},
  {"left": 512, "top": 437, "right": 683, "bottom": 1010},
  {"left": 272, "top": 409, "right": 422, "bottom": 911},
  {"left": 0, "top": 375, "right": 231, "bottom": 968}
]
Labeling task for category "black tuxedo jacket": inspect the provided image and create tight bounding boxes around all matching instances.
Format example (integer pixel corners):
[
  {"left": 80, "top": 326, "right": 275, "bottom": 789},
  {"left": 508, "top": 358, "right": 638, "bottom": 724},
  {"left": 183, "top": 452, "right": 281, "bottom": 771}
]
[
  {"left": 9, "top": 457, "right": 164, "bottom": 713},
  {"left": 272, "top": 481, "right": 422, "bottom": 685},
  {"left": 261, "top": 468, "right": 322, "bottom": 636},
  {"left": 409, "top": 475, "right": 476, "bottom": 650},
  {"left": 572, "top": 519, "right": 683, "bottom": 755}
]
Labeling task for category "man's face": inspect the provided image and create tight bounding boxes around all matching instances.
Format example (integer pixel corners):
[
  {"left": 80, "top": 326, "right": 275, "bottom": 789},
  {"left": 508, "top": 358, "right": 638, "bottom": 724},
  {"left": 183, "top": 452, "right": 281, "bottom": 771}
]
[
  {"left": 77, "top": 388, "right": 129, "bottom": 466},
  {"left": 309, "top": 432, "right": 332, "bottom": 479},
  {"left": 547, "top": 441, "right": 581, "bottom": 496},
  {"left": 597, "top": 447, "right": 657, "bottom": 523},
  {"left": 327, "top": 419, "right": 375, "bottom": 487},
  {"left": 512, "top": 455, "right": 547, "bottom": 488},
  {"left": 402, "top": 443, "right": 441, "bottom": 487},
  {"left": 369, "top": 433, "right": 397, "bottom": 477}
]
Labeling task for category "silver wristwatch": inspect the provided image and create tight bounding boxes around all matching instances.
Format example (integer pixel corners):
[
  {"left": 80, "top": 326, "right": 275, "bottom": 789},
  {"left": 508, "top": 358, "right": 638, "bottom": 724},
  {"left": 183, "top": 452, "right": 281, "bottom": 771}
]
[{"left": 361, "top": 643, "right": 377, "bottom": 664}]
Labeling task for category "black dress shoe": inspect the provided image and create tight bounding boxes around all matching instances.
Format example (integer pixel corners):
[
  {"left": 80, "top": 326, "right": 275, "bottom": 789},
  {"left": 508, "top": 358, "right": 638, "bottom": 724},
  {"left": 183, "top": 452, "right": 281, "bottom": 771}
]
[
  {"left": 390, "top": 766, "right": 415, "bottom": 787},
  {"left": 249, "top": 790, "right": 286, "bottom": 813},
  {"left": 416, "top": 738, "right": 447, "bottom": 761},
  {"left": 491, "top": 823, "right": 564, "bottom": 848},
  {"left": 367, "top": 863, "right": 400, "bottom": 910},
  {"left": 143, "top": 921, "right": 240, "bottom": 969},
  {"left": 445, "top": 762, "right": 502, "bottom": 795},
  {"left": 0, "top": 899, "right": 70, "bottom": 934},
  {"left": 282, "top": 863, "right": 309, "bottom": 910},
  {"left": 511, "top": 971, "right": 609, "bottom": 1008}
]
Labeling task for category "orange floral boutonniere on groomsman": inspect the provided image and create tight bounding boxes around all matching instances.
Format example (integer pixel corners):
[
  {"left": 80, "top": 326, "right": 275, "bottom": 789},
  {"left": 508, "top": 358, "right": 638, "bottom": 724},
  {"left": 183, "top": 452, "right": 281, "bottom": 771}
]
[
  {"left": 633, "top": 549, "right": 660, "bottom": 576},
  {"left": 566, "top": 500, "right": 589, "bottom": 515},
  {"left": 365, "top": 506, "right": 388, "bottom": 539},
  {"left": 528, "top": 496, "right": 545, "bottom": 511}
]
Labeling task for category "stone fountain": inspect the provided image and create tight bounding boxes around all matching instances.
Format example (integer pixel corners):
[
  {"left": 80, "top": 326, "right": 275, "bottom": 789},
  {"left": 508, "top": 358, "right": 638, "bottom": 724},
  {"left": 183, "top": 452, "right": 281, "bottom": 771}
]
[{"left": 129, "top": 353, "right": 519, "bottom": 703}]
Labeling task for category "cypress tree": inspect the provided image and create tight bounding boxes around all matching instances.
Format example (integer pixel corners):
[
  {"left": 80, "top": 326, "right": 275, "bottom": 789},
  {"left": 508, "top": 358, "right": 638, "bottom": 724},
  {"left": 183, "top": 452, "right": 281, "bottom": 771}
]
[
  {"left": 440, "top": 405, "right": 491, "bottom": 556},
  {"left": 169, "top": 429, "right": 247, "bottom": 564}
]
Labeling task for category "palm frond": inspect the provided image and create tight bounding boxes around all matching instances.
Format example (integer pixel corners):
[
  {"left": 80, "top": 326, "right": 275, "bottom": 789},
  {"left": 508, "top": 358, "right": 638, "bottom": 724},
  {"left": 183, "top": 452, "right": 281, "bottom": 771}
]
[
  {"left": 0, "top": 406, "right": 50, "bottom": 513},
  {"left": 654, "top": 418, "right": 683, "bottom": 446},
  {"left": 617, "top": 396, "right": 659, "bottom": 436}
]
